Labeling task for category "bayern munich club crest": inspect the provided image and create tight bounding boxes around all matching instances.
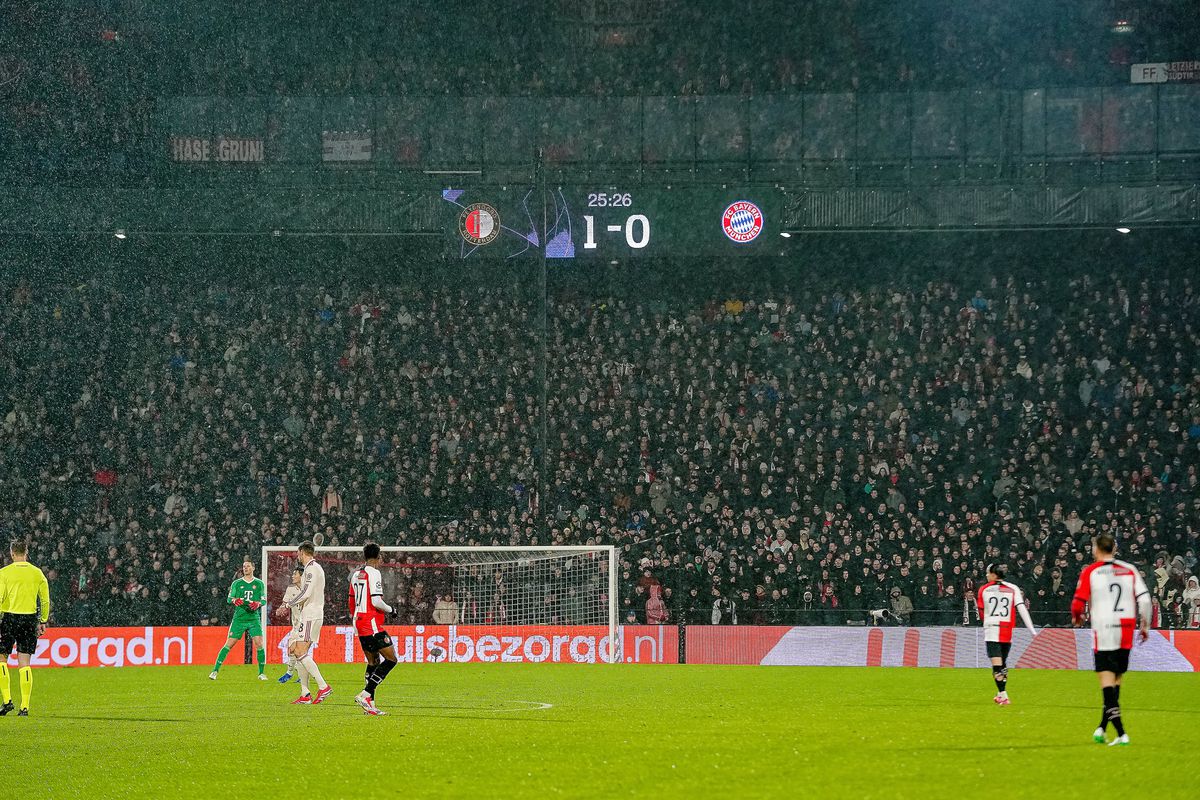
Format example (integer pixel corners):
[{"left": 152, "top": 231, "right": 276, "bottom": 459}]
[
  {"left": 722, "top": 200, "right": 764, "bottom": 243},
  {"left": 459, "top": 202, "right": 501, "bottom": 246}
]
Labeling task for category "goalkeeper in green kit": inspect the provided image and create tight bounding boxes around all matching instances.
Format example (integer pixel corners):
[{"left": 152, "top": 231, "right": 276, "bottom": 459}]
[{"left": 209, "top": 558, "right": 268, "bottom": 681}]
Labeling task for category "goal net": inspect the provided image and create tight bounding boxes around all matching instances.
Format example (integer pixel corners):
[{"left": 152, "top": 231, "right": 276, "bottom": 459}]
[{"left": 262, "top": 546, "right": 618, "bottom": 664}]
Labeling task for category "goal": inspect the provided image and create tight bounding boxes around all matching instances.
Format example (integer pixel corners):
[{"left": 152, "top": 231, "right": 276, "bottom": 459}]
[{"left": 262, "top": 546, "right": 619, "bottom": 664}]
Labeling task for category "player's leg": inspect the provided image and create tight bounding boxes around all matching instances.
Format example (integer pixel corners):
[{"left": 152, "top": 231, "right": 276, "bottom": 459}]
[
  {"left": 211, "top": 631, "right": 241, "bottom": 678},
  {"left": 289, "top": 639, "right": 313, "bottom": 702},
  {"left": 358, "top": 636, "right": 398, "bottom": 715},
  {"left": 297, "top": 620, "right": 330, "bottom": 700},
  {"left": 1100, "top": 673, "right": 1126, "bottom": 740},
  {"left": 0, "top": 658, "right": 11, "bottom": 713},
  {"left": 994, "top": 643, "right": 1010, "bottom": 702},
  {"left": 355, "top": 638, "right": 382, "bottom": 711},
  {"left": 1093, "top": 648, "right": 1128, "bottom": 743},
  {"left": 251, "top": 634, "right": 268, "bottom": 679},
  {"left": 985, "top": 641, "right": 1008, "bottom": 703},
  {"left": 364, "top": 649, "right": 380, "bottom": 688},
  {"left": 299, "top": 650, "right": 329, "bottom": 695},
  {"left": 367, "top": 638, "right": 399, "bottom": 700},
  {"left": 15, "top": 650, "right": 32, "bottom": 714},
  {"left": 0, "top": 620, "right": 14, "bottom": 713},
  {"left": 1104, "top": 653, "right": 1130, "bottom": 745},
  {"left": 278, "top": 653, "right": 299, "bottom": 683},
  {"left": 277, "top": 631, "right": 297, "bottom": 682}
]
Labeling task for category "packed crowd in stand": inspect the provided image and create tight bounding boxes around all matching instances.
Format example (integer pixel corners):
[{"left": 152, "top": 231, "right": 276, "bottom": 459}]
[{"left": 1, "top": 265, "right": 1198, "bottom": 629}]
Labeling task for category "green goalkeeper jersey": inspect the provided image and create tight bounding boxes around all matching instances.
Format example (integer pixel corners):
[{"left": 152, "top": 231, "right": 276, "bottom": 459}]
[{"left": 228, "top": 578, "right": 266, "bottom": 621}]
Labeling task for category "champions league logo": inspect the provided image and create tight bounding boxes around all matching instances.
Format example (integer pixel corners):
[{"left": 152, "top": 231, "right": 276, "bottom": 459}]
[{"left": 721, "top": 201, "right": 763, "bottom": 243}]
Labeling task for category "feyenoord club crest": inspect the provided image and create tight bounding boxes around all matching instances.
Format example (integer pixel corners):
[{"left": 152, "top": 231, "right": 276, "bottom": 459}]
[
  {"left": 459, "top": 202, "right": 501, "bottom": 246},
  {"left": 722, "top": 201, "right": 764, "bottom": 243}
]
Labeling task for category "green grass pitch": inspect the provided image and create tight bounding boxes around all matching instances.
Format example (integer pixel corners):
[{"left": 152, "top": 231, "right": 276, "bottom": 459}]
[{"left": 7, "top": 664, "right": 1198, "bottom": 798}]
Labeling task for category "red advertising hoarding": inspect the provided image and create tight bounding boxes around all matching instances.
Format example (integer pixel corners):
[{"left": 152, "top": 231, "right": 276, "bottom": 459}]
[
  {"left": 10, "top": 625, "right": 679, "bottom": 668},
  {"left": 13, "top": 625, "right": 1197, "bottom": 671},
  {"left": 684, "top": 626, "right": 1200, "bottom": 671}
]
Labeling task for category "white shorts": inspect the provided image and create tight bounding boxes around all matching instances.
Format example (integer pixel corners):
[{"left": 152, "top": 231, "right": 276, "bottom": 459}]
[{"left": 297, "top": 616, "right": 323, "bottom": 646}]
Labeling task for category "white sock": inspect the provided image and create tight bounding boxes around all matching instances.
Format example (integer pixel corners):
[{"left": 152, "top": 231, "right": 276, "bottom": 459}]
[
  {"left": 286, "top": 656, "right": 297, "bottom": 675},
  {"left": 300, "top": 654, "right": 327, "bottom": 690},
  {"left": 295, "top": 659, "right": 311, "bottom": 695}
]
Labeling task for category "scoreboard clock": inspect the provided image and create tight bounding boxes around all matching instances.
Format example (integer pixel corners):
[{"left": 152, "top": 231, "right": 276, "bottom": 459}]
[
  {"left": 579, "top": 191, "right": 651, "bottom": 253},
  {"left": 440, "top": 185, "right": 779, "bottom": 259}
]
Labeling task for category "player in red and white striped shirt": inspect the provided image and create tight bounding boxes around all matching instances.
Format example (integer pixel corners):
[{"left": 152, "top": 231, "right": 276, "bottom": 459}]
[
  {"left": 349, "top": 543, "right": 400, "bottom": 716},
  {"left": 1071, "top": 533, "right": 1150, "bottom": 746},
  {"left": 976, "top": 564, "right": 1036, "bottom": 705}
]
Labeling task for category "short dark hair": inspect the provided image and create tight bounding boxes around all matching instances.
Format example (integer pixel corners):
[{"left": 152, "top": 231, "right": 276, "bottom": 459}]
[
  {"left": 298, "top": 542, "right": 316, "bottom": 556},
  {"left": 987, "top": 563, "right": 1006, "bottom": 580},
  {"left": 10, "top": 540, "right": 26, "bottom": 557},
  {"left": 363, "top": 543, "right": 381, "bottom": 561},
  {"left": 291, "top": 565, "right": 304, "bottom": 576},
  {"left": 1094, "top": 533, "right": 1116, "bottom": 554}
]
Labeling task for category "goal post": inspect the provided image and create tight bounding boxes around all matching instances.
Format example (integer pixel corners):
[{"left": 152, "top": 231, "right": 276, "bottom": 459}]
[{"left": 261, "top": 545, "right": 620, "bottom": 664}]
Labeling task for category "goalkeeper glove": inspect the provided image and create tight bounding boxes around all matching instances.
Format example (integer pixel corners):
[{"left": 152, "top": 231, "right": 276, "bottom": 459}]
[
  {"left": 233, "top": 598, "right": 245, "bottom": 607},
  {"left": 248, "top": 601, "right": 261, "bottom": 611}
]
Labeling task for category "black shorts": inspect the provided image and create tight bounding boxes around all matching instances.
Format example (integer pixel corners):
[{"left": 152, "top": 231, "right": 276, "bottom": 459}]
[
  {"left": 1094, "top": 648, "right": 1131, "bottom": 675},
  {"left": 986, "top": 641, "right": 1012, "bottom": 661},
  {"left": 0, "top": 614, "right": 39, "bottom": 656},
  {"left": 359, "top": 632, "right": 393, "bottom": 654}
]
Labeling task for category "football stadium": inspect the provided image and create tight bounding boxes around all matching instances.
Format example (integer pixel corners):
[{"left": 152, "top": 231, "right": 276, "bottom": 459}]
[{"left": 2, "top": 2, "right": 1200, "bottom": 797}]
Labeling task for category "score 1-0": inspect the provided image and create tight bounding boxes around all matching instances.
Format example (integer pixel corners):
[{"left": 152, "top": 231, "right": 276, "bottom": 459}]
[{"left": 582, "top": 213, "right": 650, "bottom": 251}]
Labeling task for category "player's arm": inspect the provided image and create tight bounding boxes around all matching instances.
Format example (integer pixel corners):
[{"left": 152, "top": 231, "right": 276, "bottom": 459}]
[
  {"left": 369, "top": 569, "right": 393, "bottom": 614},
  {"left": 37, "top": 570, "right": 51, "bottom": 627},
  {"left": 276, "top": 586, "right": 298, "bottom": 618},
  {"left": 975, "top": 587, "right": 984, "bottom": 622},
  {"left": 1070, "top": 565, "right": 1093, "bottom": 626},
  {"left": 1134, "top": 568, "right": 1152, "bottom": 641},
  {"left": 1014, "top": 587, "right": 1036, "bottom": 635}
]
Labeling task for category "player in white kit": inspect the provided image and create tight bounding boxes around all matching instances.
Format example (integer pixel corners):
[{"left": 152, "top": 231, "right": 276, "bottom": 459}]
[
  {"left": 976, "top": 564, "right": 1036, "bottom": 705},
  {"left": 1071, "top": 532, "right": 1150, "bottom": 746},
  {"left": 273, "top": 566, "right": 304, "bottom": 683},
  {"left": 285, "top": 542, "right": 332, "bottom": 705}
]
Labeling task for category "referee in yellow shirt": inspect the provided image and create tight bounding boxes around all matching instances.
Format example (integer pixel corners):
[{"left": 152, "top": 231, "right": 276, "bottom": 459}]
[{"left": 0, "top": 540, "right": 50, "bottom": 716}]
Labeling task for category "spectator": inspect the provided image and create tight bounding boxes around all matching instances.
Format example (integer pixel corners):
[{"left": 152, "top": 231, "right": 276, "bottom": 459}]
[
  {"left": 432, "top": 594, "right": 459, "bottom": 624},
  {"left": 1183, "top": 576, "right": 1200, "bottom": 628},
  {"left": 645, "top": 585, "right": 668, "bottom": 625},
  {"left": 889, "top": 587, "right": 913, "bottom": 626},
  {"left": 0, "top": 270, "right": 1196, "bottom": 631}
]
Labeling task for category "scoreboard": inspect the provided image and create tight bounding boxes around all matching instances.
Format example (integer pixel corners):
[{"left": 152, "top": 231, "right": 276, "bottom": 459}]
[{"left": 439, "top": 185, "right": 785, "bottom": 259}]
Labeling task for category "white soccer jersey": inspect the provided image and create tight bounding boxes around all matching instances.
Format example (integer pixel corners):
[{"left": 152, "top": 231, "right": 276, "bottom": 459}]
[
  {"left": 282, "top": 585, "right": 303, "bottom": 629},
  {"left": 1072, "top": 558, "right": 1151, "bottom": 651},
  {"left": 350, "top": 565, "right": 384, "bottom": 616},
  {"left": 288, "top": 559, "right": 326, "bottom": 623},
  {"left": 977, "top": 580, "right": 1035, "bottom": 643}
]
